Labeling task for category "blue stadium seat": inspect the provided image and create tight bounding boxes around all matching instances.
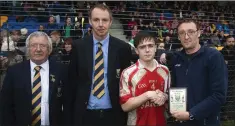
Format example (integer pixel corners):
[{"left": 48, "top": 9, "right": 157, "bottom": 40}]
[
  {"left": 24, "top": 17, "right": 38, "bottom": 23},
  {"left": 11, "top": 24, "right": 22, "bottom": 30},
  {"left": 1, "top": 22, "right": 13, "bottom": 29}
]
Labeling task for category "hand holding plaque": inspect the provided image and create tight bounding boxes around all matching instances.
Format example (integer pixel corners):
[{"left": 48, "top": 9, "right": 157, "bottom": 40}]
[{"left": 169, "top": 88, "right": 187, "bottom": 112}]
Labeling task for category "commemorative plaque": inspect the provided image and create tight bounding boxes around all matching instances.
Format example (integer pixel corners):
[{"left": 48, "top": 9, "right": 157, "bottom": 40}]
[{"left": 169, "top": 88, "right": 187, "bottom": 112}]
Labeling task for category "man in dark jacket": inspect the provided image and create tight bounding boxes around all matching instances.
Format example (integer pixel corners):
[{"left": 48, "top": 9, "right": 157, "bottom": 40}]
[
  {"left": 220, "top": 35, "right": 235, "bottom": 121},
  {"left": 160, "top": 19, "right": 228, "bottom": 126}
]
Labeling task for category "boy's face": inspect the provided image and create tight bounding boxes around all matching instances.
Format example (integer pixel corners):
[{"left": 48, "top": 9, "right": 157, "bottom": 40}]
[{"left": 135, "top": 38, "right": 156, "bottom": 63}]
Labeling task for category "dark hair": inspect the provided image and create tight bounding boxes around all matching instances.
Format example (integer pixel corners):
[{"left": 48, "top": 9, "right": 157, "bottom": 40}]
[
  {"left": 64, "top": 37, "right": 73, "bottom": 45},
  {"left": 225, "top": 35, "right": 234, "bottom": 41},
  {"left": 133, "top": 32, "right": 156, "bottom": 48},
  {"left": 88, "top": 4, "right": 112, "bottom": 20},
  {"left": 11, "top": 30, "right": 21, "bottom": 36},
  {"left": 177, "top": 19, "right": 200, "bottom": 31}
]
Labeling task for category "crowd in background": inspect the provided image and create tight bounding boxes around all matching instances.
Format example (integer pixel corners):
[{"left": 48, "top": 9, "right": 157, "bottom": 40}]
[{"left": 0, "top": 1, "right": 235, "bottom": 122}]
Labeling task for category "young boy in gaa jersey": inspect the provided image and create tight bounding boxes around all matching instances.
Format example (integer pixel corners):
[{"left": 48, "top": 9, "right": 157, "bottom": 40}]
[{"left": 120, "top": 32, "right": 171, "bottom": 126}]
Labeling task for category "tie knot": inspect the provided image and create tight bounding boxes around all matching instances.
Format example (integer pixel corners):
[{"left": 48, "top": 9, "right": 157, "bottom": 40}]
[
  {"left": 98, "top": 42, "right": 102, "bottom": 48},
  {"left": 34, "top": 66, "right": 42, "bottom": 72}
]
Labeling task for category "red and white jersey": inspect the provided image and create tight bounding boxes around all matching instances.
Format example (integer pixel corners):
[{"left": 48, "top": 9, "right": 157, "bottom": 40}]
[{"left": 120, "top": 59, "right": 171, "bottom": 126}]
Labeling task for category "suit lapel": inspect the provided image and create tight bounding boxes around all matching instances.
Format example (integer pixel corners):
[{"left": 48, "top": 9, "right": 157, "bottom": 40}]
[
  {"left": 24, "top": 60, "right": 33, "bottom": 108},
  {"left": 49, "top": 60, "right": 56, "bottom": 103},
  {"left": 107, "top": 36, "right": 118, "bottom": 88},
  {"left": 86, "top": 36, "right": 94, "bottom": 79}
]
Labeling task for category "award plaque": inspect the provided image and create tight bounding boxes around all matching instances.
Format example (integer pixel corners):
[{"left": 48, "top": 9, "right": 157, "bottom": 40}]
[{"left": 169, "top": 88, "right": 187, "bottom": 112}]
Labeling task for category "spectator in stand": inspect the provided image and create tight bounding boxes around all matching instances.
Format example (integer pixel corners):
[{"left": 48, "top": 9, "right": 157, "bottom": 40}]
[
  {"left": 61, "top": 37, "right": 73, "bottom": 64},
  {"left": 0, "top": 30, "right": 23, "bottom": 89},
  {"left": 2, "top": 30, "right": 25, "bottom": 57},
  {"left": 50, "top": 30, "right": 64, "bottom": 62},
  {"left": 127, "top": 17, "right": 137, "bottom": 38},
  {"left": 220, "top": 35, "right": 235, "bottom": 122},
  {"left": 61, "top": 17, "right": 76, "bottom": 39},
  {"left": 156, "top": 40, "right": 165, "bottom": 62},
  {"left": 210, "top": 30, "right": 221, "bottom": 47},
  {"left": 44, "top": 16, "right": 60, "bottom": 35},
  {"left": 219, "top": 30, "right": 226, "bottom": 45},
  {"left": 74, "top": 12, "right": 84, "bottom": 39},
  {"left": 131, "top": 25, "right": 139, "bottom": 38},
  {"left": 38, "top": 24, "right": 45, "bottom": 32}
]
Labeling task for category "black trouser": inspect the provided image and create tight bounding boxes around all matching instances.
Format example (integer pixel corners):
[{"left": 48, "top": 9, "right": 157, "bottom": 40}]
[{"left": 83, "top": 109, "right": 116, "bottom": 126}]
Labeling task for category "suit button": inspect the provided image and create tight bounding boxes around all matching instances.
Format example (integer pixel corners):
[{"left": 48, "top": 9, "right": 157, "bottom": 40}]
[{"left": 85, "top": 102, "right": 87, "bottom": 105}]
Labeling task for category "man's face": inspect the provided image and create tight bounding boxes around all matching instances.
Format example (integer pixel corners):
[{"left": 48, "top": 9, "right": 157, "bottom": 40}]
[
  {"left": 39, "top": 25, "right": 44, "bottom": 30},
  {"left": 158, "top": 43, "right": 165, "bottom": 50},
  {"left": 11, "top": 34, "right": 21, "bottom": 42},
  {"left": 165, "top": 36, "right": 170, "bottom": 42},
  {"left": 178, "top": 22, "right": 200, "bottom": 50},
  {"left": 66, "top": 18, "right": 71, "bottom": 24},
  {"left": 226, "top": 37, "right": 235, "bottom": 47},
  {"left": 89, "top": 8, "right": 112, "bottom": 40},
  {"left": 135, "top": 39, "right": 156, "bottom": 63},
  {"left": 28, "top": 36, "right": 50, "bottom": 65},
  {"left": 49, "top": 16, "right": 55, "bottom": 23}
]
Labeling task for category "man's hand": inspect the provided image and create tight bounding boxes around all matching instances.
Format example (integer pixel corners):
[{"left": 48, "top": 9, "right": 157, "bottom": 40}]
[
  {"left": 145, "top": 91, "right": 158, "bottom": 100},
  {"left": 160, "top": 53, "right": 166, "bottom": 64},
  {"left": 171, "top": 111, "right": 190, "bottom": 121}
]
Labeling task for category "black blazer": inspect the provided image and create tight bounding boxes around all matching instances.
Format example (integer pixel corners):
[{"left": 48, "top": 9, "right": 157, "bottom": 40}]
[
  {"left": 0, "top": 60, "right": 68, "bottom": 126},
  {"left": 66, "top": 35, "right": 132, "bottom": 125}
]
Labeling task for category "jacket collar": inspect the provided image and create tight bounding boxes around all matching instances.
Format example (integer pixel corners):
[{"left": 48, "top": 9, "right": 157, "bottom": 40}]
[{"left": 175, "top": 45, "right": 205, "bottom": 60}]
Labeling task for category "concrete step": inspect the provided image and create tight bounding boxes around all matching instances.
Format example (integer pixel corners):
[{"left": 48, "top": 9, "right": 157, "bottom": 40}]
[{"left": 109, "top": 18, "right": 128, "bottom": 42}]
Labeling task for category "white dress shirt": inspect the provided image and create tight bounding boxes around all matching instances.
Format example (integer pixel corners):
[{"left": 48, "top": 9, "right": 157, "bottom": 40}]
[{"left": 30, "top": 60, "right": 50, "bottom": 125}]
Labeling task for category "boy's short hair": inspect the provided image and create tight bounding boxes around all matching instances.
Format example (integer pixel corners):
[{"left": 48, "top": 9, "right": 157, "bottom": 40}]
[{"left": 134, "top": 32, "right": 156, "bottom": 48}]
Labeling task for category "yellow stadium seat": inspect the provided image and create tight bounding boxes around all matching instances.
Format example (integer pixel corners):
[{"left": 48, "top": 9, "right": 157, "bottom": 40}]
[{"left": 0, "top": 16, "right": 8, "bottom": 27}]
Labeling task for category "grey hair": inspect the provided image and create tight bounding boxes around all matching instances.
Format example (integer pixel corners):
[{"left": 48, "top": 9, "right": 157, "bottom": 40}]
[{"left": 25, "top": 31, "right": 53, "bottom": 57}]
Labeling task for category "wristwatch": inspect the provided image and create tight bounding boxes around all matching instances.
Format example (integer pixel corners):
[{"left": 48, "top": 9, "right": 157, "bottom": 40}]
[{"left": 189, "top": 113, "right": 195, "bottom": 120}]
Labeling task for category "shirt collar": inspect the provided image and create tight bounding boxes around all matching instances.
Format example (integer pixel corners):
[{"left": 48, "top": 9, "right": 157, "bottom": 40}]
[
  {"left": 93, "top": 33, "right": 110, "bottom": 45},
  {"left": 136, "top": 59, "right": 159, "bottom": 70},
  {"left": 30, "top": 60, "right": 49, "bottom": 72}
]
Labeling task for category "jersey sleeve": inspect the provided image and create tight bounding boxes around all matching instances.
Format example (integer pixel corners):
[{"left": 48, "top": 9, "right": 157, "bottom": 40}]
[
  {"left": 119, "top": 69, "right": 133, "bottom": 105},
  {"left": 162, "top": 66, "right": 171, "bottom": 93}
]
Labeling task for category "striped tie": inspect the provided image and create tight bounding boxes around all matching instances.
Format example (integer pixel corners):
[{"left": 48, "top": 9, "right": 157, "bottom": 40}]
[
  {"left": 92, "top": 42, "right": 105, "bottom": 99},
  {"left": 32, "top": 66, "right": 42, "bottom": 126}
]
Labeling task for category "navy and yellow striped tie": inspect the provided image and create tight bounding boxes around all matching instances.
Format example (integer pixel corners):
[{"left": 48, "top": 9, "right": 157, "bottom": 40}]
[
  {"left": 92, "top": 42, "right": 105, "bottom": 99},
  {"left": 32, "top": 66, "right": 42, "bottom": 126}
]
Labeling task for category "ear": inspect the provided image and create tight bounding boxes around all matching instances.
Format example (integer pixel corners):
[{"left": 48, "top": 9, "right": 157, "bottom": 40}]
[
  {"left": 109, "top": 18, "right": 113, "bottom": 27},
  {"left": 197, "top": 30, "right": 201, "bottom": 38}
]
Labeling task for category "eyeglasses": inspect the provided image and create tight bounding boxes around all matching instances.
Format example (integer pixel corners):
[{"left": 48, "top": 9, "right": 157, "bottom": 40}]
[
  {"left": 30, "top": 43, "right": 48, "bottom": 49},
  {"left": 178, "top": 30, "right": 198, "bottom": 37}
]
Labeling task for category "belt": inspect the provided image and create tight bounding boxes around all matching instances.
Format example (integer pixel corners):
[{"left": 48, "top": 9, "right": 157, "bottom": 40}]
[{"left": 86, "top": 109, "right": 112, "bottom": 118}]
